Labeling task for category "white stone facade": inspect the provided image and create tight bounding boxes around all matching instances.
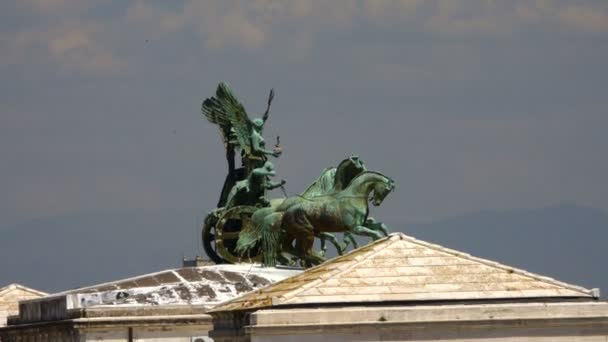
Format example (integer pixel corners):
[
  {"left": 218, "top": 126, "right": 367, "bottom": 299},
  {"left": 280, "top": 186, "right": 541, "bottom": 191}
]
[
  {"left": 240, "top": 302, "right": 608, "bottom": 342},
  {"left": 0, "top": 265, "right": 300, "bottom": 341},
  {"left": 1, "top": 313, "right": 213, "bottom": 342},
  {"left": 0, "top": 284, "right": 46, "bottom": 327},
  {"left": 209, "top": 234, "right": 608, "bottom": 341},
  {"left": 3, "top": 234, "right": 608, "bottom": 341}
]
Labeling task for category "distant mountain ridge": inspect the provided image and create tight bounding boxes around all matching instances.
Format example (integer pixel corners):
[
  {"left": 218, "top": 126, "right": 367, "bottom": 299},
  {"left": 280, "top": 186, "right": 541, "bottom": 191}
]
[
  {"left": 401, "top": 204, "right": 608, "bottom": 298},
  {"left": 1, "top": 204, "right": 606, "bottom": 297},
  {"left": 0, "top": 208, "right": 205, "bottom": 292}
]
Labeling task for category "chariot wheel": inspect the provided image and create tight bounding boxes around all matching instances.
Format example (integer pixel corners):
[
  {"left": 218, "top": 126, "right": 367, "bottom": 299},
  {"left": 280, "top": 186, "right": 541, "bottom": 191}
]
[
  {"left": 202, "top": 212, "right": 225, "bottom": 264},
  {"left": 202, "top": 206, "right": 261, "bottom": 264}
]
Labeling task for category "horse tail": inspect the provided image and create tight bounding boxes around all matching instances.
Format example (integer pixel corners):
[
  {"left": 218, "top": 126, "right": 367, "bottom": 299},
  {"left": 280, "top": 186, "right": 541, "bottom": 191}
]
[
  {"left": 261, "top": 213, "right": 282, "bottom": 267},
  {"left": 235, "top": 220, "right": 263, "bottom": 257}
]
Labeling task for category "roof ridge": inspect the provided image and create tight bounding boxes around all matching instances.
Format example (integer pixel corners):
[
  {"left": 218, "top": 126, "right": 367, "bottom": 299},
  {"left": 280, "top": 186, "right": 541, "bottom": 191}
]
[
  {"left": 0, "top": 283, "right": 47, "bottom": 297},
  {"left": 207, "top": 237, "right": 396, "bottom": 312},
  {"left": 51, "top": 264, "right": 229, "bottom": 296},
  {"left": 399, "top": 233, "right": 593, "bottom": 296},
  {"left": 0, "top": 283, "right": 16, "bottom": 295},
  {"left": 49, "top": 268, "right": 179, "bottom": 296},
  {"left": 275, "top": 235, "right": 399, "bottom": 305},
  {"left": 209, "top": 232, "right": 597, "bottom": 313}
]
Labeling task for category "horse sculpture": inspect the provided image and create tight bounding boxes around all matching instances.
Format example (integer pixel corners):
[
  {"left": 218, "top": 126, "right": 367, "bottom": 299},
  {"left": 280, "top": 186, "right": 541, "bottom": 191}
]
[
  {"left": 201, "top": 83, "right": 397, "bottom": 266},
  {"left": 300, "top": 155, "right": 368, "bottom": 254},
  {"left": 236, "top": 170, "right": 395, "bottom": 266}
]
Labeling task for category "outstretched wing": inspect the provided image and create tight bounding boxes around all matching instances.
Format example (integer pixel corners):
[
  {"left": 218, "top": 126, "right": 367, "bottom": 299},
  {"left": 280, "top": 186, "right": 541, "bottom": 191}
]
[
  {"left": 227, "top": 108, "right": 253, "bottom": 156},
  {"left": 201, "top": 82, "right": 252, "bottom": 154},
  {"left": 201, "top": 84, "right": 232, "bottom": 142}
]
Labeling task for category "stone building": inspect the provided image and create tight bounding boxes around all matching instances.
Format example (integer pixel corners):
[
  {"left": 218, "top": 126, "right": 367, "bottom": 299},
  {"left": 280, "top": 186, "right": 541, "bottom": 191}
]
[
  {"left": 0, "top": 264, "right": 300, "bottom": 341},
  {"left": 0, "top": 284, "right": 46, "bottom": 327},
  {"left": 209, "top": 233, "right": 608, "bottom": 341},
  {"left": 2, "top": 233, "right": 607, "bottom": 341}
]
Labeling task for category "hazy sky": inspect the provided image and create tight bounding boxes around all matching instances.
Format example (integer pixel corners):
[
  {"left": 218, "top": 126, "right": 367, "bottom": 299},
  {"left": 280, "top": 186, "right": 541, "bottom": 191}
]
[{"left": 2, "top": 0, "right": 607, "bottom": 227}]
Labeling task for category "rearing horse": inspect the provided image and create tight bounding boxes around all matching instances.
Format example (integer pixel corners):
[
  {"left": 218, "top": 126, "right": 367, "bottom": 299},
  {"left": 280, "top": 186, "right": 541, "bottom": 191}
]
[{"left": 237, "top": 171, "right": 395, "bottom": 266}]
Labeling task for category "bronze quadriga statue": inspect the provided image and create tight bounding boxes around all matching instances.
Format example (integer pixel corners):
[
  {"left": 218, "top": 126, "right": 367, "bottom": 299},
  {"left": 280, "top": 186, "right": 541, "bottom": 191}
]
[{"left": 201, "top": 82, "right": 395, "bottom": 267}]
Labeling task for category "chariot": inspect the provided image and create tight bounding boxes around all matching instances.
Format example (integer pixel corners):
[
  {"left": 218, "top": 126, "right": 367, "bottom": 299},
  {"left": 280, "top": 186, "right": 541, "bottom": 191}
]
[
  {"left": 202, "top": 164, "right": 270, "bottom": 264},
  {"left": 200, "top": 83, "right": 394, "bottom": 267}
]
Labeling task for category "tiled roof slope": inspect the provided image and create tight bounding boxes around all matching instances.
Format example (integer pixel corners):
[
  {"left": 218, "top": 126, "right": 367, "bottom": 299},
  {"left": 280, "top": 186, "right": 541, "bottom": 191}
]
[
  {"left": 47, "top": 264, "right": 301, "bottom": 308},
  {"left": 211, "top": 233, "right": 595, "bottom": 312}
]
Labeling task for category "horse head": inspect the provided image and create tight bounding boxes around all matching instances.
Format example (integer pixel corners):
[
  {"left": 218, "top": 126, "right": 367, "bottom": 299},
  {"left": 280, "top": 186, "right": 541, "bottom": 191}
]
[
  {"left": 334, "top": 154, "right": 367, "bottom": 190},
  {"left": 343, "top": 170, "right": 395, "bottom": 206},
  {"left": 370, "top": 174, "right": 395, "bottom": 207},
  {"left": 347, "top": 154, "right": 366, "bottom": 171}
]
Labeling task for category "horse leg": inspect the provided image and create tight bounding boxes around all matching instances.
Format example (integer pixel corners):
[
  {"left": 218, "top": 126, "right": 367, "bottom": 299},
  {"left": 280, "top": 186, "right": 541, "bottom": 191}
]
[
  {"left": 278, "top": 235, "right": 298, "bottom": 266},
  {"left": 292, "top": 227, "right": 315, "bottom": 266},
  {"left": 304, "top": 253, "right": 325, "bottom": 267},
  {"left": 343, "top": 232, "right": 358, "bottom": 250},
  {"left": 317, "top": 232, "right": 344, "bottom": 256},
  {"left": 364, "top": 217, "right": 389, "bottom": 237},
  {"left": 289, "top": 219, "right": 326, "bottom": 267},
  {"left": 297, "top": 235, "right": 325, "bottom": 267},
  {"left": 351, "top": 225, "right": 384, "bottom": 241},
  {"left": 280, "top": 211, "right": 313, "bottom": 266},
  {"left": 277, "top": 237, "right": 304, "bottom": 263},
  {"left": 319, "top": 235, "right": 327, "bottom": 257}
]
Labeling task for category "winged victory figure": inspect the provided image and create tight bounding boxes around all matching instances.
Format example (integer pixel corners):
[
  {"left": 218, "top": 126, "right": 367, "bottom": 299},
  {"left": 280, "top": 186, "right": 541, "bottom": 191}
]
[{"left": 201, "top": 82, "right": 281, "bottom": 207}]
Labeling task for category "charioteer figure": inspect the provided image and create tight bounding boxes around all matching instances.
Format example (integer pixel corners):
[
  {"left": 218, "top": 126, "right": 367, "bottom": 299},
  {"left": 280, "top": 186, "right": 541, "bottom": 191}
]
[
  {"left": 225, "top": 161, "right": 286, "bottom": 209},
  {"left": 202, "top": 82, "right": 283, "bottom": 208}
]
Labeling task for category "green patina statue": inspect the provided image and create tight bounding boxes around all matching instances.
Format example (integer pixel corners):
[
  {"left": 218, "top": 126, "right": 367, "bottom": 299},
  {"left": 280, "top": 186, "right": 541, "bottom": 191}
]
[
  {"left": 225, "top": 161, "right": 286, "bottom": 208},
  {"left": 236, "top": 170, "right": 395, "bottom": 266},
  {"left": 202, "top": 82, "right": 281, "bottom": 208},
  {"left": 201, "top": 82, "right": 395, "bottom": 267}
]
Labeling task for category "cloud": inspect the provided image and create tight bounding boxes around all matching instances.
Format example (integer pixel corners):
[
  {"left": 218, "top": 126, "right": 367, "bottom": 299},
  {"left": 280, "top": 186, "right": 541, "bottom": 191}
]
[
  {"left": 202, "top": 5, "right": 268, "bottom": 50},
  {"left": 119, "top": 0, "right": 608, "bottom": 57},
  {"left": 423, "top": 1, "right": 516, "bottom": 36},
  {"left": 37, "top": 24, "right": 122, "bottom": 74},
  {"left": 1, "top": 1, "right": 121, "bottom": 75},
  {"left": 52, "top": 25, "right": 123, "bottom": 73},
  {"left": 420, "top": 1, "right": 608, "bottom": 37},
  {"left": 557, "top": 5, "right": 608, "bottom": 33},
  {"left": 48, "top": 29, "right": 90, "bottom": 55},
  {"left": 2, "top": 0, "right": 608, "bottom": 223},
  {"left": 21, "top": 0, "right": 73, "bottom": 11},
  {"left": 362, "top": 0, "right": 422, "bottom": 19},
  {"left": 8, "top": 0, "right": 608, "bottom": 69},
  {"left": 2, "top": 28, "right": 121, "bottom": 76},
  {"left": 125, "top": 1, "right": 270, "bottom": 51}
]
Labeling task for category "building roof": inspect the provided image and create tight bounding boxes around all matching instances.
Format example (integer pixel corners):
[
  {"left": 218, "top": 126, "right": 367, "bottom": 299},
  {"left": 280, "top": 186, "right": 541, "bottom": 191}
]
[
  {"left": 210, "top": 233, "right": 596, "bottom": 312},
  {"left": 9, "top": 264, "right": 302, "bottom": 325},
  {"left": 48, "top": 263, "right": 302, "bottom": 308},
  {"left": 0, "top": 284, "right": 47, "bottom": 298}
]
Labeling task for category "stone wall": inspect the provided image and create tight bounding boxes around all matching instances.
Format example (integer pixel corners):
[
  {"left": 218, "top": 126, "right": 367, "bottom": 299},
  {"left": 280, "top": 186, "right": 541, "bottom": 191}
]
[
  {"left": 0, "top": 325, "right": 79, "bottom": 342},
  {"left": 82, "top": 325, "right": 212, "bottom": 342},
  {"left": 211, "top": 302, "right": 608, "bottom": 342},
  {"left": 0, "top": 286, "right": 46, "bottom": 327},
  {"left": 1, "top": 303, "right": 213, "bottom": 342},
  {"left": 250, "top": 322, "right": 608, "bottom": 342},
  {"left": 1, "top": 322, "right": 213, "bottom": 342}
]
